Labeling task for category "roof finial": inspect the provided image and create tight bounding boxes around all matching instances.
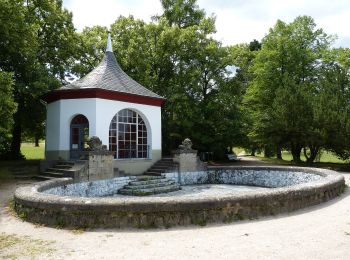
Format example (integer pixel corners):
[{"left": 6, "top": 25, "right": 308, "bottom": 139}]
[{"left": 106, "top": 31, "right": 113, "bottom": 52}]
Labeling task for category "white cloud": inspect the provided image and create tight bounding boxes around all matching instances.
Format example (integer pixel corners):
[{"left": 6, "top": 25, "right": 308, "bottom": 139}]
[
  {"left": 63, "top": 0, "right": 350, "bottom": 47},
  {"left": 63, "top": 0, "right": 163, "bottom": 30}
]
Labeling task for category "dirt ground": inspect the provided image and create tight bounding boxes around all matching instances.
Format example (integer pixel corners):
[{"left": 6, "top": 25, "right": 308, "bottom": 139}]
[{"left": 1, "top": 160, "right": 350, "bottom": 260}]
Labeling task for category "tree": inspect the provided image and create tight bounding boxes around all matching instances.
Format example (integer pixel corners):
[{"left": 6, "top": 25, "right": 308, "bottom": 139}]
[
  {"left": 74, "top": 0, "right": 245, "bottom": 158},
  {"left": 0, "top": 0, "right": 78, "bottom": 158},
  {"left": 159, "top": 0, "right": 205, "bottom": 28},
  {"left": 0, "top": 71, "right": 16, "bottom": 158},
  {"left": 315, "top": 48, "right": 350, "bottom": 160},
  {"left": 229, "top": 41, "right": 261, "bottom": 155},
  {"left": 246, "top": 16, "right": 333, "bottom": 162}
]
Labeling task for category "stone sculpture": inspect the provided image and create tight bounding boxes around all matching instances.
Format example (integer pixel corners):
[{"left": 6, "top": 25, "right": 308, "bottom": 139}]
[
  {"left": 177, "top": 138, "right": 196, "bottom": 153},
  {"left": 87, "top": 136, "right": 104, "bottom": 151}
]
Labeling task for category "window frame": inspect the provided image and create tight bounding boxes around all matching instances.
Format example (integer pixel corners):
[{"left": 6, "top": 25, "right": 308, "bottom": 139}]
[{"left": 109, "top": 109, "right": 149, "bottom": 159}]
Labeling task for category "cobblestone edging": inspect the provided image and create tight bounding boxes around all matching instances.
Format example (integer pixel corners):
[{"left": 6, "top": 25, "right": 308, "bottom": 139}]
[{"left": 14, "top": 166, "right": 346, "bottom": 229}]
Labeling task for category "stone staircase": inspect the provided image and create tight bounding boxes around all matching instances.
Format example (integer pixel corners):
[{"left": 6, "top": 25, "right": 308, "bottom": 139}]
[
  {"left": 144, "top": 157, "right": 178, "bottom": 176},
  {"left": 118, "top": 175, "right": 180, "bottom": 196},
  {"left": 9, "top": 164, "right": 36, "bottom": 180},
  {"left": 33, "top": 161, "right": 75, "bottom": 181}
]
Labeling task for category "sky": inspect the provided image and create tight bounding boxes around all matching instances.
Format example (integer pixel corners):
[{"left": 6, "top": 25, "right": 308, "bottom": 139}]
[{"left": 62, "top": 0, "right": 350, "bottom": 48}]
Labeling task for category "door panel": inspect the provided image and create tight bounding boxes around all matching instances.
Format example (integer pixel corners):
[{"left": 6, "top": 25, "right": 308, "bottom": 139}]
[{"left": 70, "top": 124, "right": 89, "bottom": 159}]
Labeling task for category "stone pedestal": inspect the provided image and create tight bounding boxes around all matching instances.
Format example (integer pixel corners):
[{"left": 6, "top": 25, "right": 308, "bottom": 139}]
[
  {"left": 173, "top": 138, "right": 206, "bottom": 173},
  {"left": 174, "top": 152, "right": 206, "bottom": 172},
  {"left": 87, "top": 151, "right": 115, "bottom": 181}
]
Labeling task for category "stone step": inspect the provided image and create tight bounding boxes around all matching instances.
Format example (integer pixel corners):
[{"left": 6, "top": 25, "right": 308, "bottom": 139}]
[
  {"left": 46, "top": 168, "right": 69, "bottom": 174},
  {"left": 54, "top": 164, "right": 72, "bottom": 169},
  {"left": 57, "top": 161, "right": 75, "bottom": 166},
  {"left": 148, "top": 168, "right": 166, "bottom": 173},
  {"left": 151, "top": 166, "right": 175, "bottom": 170},
  {"left": 32, "top": 175, "right": 57, "bottom": 181},
  {"left": 135, "top": 175, "right": 165, "bottom": 181},
  {"left": 144, "top": 171, "right": 163, "bottom": 176},
  {"left": 154, "top": 160, "right": 176, "bottom": 164},
  {"left": 160, "top": 158, "right": 174, "bottom": 161},
  {"left": 11, "top": 170, "right": 28, "bottom": 176},
  {"left": 118, "top": 184, "right": 181, "bottom": 196},
  {"left": 129, "top": 178, "right": 171, "bottom": 186},
  {"left": 125, "top": 180, "right": 175, "bottom": 190},
  {"left": 44, "top": 172, "right": 65, "bottom": 178},
  {"left": 14, "top": 175, "right": 32, "bottom": 180}
]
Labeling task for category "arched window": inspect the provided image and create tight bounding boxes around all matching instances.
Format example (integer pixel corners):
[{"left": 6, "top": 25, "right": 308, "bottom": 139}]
[{"left": 109, "top": 109, "right": 148, "bottom": 159}]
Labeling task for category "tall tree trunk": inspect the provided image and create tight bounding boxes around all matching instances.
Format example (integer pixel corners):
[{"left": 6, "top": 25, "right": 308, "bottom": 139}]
[
  {"left": 35, "top": 135, "right": 39, "bottom": 147},
  {"left": 276, "top": 145, "right": 282, "bottom": 160},
  {"left": 250, "top": 146, "right": 256, "bottom": 156},
  {"left": 303, "top": 146, "right": 319, "bottom": 163},
  {"left": 10, "top": 109, "right": 22, "bottom": 159},
  {"left": 291, "top": 142, "right": 302, "bottom": 163}
]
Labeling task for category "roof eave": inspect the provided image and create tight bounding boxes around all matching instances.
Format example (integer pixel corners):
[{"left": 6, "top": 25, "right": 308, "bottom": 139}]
[{"left": 42, "top": 88, "right": 165, "bottom": 107}]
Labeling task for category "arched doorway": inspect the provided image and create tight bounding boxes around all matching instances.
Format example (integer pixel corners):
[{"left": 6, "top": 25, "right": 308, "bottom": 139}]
[
  {"left": 70, "top": 114, "right": 89, "bottom": 159},
  {"left": 109, "top": 109, "right": 149, "bottom": 159}
]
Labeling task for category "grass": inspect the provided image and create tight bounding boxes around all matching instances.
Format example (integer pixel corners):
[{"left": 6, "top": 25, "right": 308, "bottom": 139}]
[
  {"left": 0, "top": 233, "right": 55, "bottom": 259},
  {"left": 232, "top": 147, "right": 350, "bottom": 171},
  {"left": 20, "top": 142, "right": 45, "bottom": 160},
  {"left": 255, "top": 150, "right": 348, "bottom": 164},
  {"left": 254, "top": 150, "right": 350, "bottom": 171}
]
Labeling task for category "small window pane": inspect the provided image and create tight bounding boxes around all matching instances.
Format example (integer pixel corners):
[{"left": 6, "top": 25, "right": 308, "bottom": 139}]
[{"left": 110, "top": 109, "right": 148, "bottom": 159}]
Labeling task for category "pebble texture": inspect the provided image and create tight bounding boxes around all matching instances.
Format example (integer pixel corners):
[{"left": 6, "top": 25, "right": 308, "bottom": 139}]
[
  {"left": 45, "top": 168, "right": 323, "bottom": 198},
  {"left": 14, "top": 166, "right": 346, "bottom": 229},
  {"left": 164, "top": 169, "right": 323, "bottom": 187},
  {"left": 45, "top": 177, "right": 132, "bottom": 197}
]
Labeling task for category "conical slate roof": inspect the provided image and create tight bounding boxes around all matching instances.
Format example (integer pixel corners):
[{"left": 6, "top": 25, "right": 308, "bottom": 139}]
[{"left": 59, "top": 34, "right": 163, "bottom": 100}]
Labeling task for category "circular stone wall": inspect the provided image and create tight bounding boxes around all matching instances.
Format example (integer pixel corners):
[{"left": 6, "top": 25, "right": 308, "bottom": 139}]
[{"left": 14, "top": 166, "right": 345, "bottom": 228}]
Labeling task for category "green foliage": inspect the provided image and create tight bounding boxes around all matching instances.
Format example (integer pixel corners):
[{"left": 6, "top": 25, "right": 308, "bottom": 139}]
[
  {"left": 0, "top": 72, "right": 16, "bottom": 133},
  {"left": 74, "top": 2, "right": 245, "bottom": 158},
  {"left": 244, "top": 16, "right": 350, "bottom": 162},
  {"left": 159, "top": 0, "right": 205, "bottom": 28},
  {"left": 0, "top": 71, "right": 16, "bottom": 158},
  {"left": 2, "top": 0, "right": 349, "bottom": 162},
  {"left": 0, "top": 0, "right": 78, "bottom": 159}
]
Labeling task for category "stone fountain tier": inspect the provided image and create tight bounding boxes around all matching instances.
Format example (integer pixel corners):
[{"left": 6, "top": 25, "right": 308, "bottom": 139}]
[{"left": 118, "top": 175, "right": 181, "bottom": 196}]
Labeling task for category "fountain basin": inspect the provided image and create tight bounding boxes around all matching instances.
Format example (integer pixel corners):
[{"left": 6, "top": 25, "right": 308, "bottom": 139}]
[{"left": 14, "top": 166, "right": 345, "bottom": 228}]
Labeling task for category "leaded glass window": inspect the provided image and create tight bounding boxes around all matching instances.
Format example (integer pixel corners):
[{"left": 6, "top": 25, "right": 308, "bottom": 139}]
[{"left": 109, "top": 109, "right": 148, "bottom": 159}]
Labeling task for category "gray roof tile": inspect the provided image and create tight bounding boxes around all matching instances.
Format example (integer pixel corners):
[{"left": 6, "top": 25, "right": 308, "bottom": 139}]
[{"left": 59, "top": 51, "right": 163, "bottom": 99}]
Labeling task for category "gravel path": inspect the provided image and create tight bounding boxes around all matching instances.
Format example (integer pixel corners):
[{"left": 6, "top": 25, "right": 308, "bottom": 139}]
[{"left": 1, "top": 163, "right": 350, "bottom": 259}]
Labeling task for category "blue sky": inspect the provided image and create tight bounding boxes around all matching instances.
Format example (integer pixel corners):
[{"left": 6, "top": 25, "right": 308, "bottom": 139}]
[{"left": 63, "top": 0, "right": 350, "bottom": 47}]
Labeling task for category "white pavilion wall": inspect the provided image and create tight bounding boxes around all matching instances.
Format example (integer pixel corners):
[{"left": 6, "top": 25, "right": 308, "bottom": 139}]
[{"left": 45, "top": 98, "right": 162, "bottom": 174}]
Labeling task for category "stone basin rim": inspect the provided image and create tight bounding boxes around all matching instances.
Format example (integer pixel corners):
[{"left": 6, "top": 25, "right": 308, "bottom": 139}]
[{"left": 14, "top": 166, "right": 345, "bottom": 213}]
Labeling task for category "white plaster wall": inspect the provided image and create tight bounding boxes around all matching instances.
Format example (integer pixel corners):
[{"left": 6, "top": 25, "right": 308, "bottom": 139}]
[
  {"left": 59, "top": 99, "right": 97, "bottom": 150},
  {"left": 46, "top": 98, "right": 162, "bottom": 154},
  {"left": 46, "top": 101, "right": 61, "bottom": 151},
  {"left": 95, "top": 98, "right": 162, "bottom": 151}
]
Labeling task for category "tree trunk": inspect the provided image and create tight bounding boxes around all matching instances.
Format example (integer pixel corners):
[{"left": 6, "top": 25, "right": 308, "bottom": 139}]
[
  {"left": 276, "top": 145, "right": 282, "bottom": 160},
  {"left": 10, "top": 109, "right": 23, "bottom": 159},
  {"left": 250, "top": 146, "right": 256, "bottom": 156},
  {"left": 291, "top": 143, "right": 302, "bottom": 163},
  {"left": 303, "top": 146, "right": 319, "bottom": 163},
  {"left": 35, "top": 136, "right": 39, "bottom": 147}
]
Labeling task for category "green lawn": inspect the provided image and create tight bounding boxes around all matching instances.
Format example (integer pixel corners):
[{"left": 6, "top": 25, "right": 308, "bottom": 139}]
[
  {"left": 256, "top": 150, "right": 347, "bottom": 164},
  {"left": 21, "top": 142, "right": 45, "bottom": 160}
]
